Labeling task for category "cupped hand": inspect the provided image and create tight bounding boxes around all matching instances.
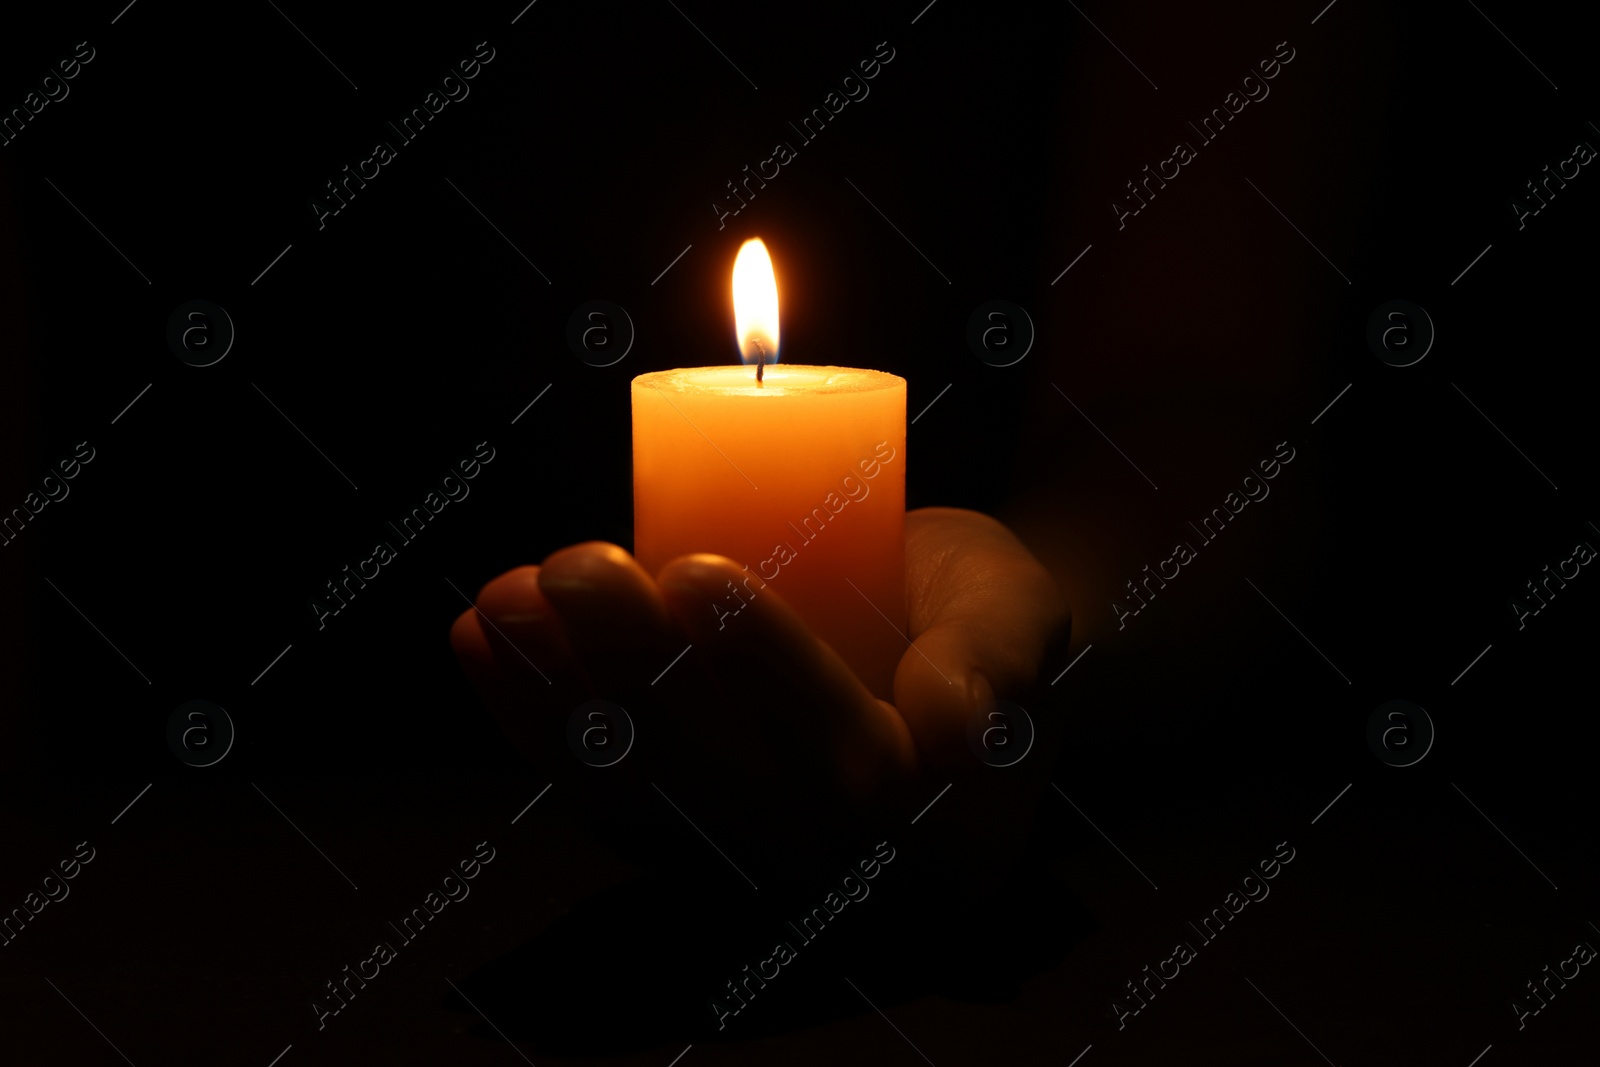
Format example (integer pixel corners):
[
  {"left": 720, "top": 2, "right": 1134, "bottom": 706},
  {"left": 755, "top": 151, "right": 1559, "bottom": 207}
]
[{"left": 451, "top": 507, "right": 1069, "bottom": 889}]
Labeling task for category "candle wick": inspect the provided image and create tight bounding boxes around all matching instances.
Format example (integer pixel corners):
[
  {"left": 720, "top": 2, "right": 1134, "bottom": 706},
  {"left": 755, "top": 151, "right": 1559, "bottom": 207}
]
[{"left": 753, "top": 339, "right": 766, "bottom": 387}]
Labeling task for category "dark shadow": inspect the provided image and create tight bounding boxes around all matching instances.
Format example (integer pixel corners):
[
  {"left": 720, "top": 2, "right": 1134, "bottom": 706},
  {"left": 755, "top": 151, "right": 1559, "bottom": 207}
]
[{"left": 444, "top": 844, "right": 1098, "bottom": 1056}]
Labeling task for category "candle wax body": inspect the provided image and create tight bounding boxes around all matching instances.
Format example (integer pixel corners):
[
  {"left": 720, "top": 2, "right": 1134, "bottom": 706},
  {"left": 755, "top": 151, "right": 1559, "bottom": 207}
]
[{"left": 632, "top": 365, "right": 906, "bottom": 700}]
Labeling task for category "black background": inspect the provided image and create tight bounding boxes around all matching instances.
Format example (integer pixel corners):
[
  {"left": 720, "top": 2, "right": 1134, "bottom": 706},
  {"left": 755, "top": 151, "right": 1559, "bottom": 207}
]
[{"left": 1, "top": 1, "right": 1596, "bottom": 1064}]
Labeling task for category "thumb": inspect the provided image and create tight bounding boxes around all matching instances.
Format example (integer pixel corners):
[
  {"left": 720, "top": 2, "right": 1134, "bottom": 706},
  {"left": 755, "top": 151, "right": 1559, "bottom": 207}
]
[{"left": 895, "top": 507, "right": 1071, "bottom": 768}]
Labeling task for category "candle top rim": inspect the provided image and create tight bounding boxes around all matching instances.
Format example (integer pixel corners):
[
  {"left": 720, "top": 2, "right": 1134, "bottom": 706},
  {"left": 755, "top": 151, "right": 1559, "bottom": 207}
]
[{"left": 632, "top": 365, "right": 904, "bottom": 396}]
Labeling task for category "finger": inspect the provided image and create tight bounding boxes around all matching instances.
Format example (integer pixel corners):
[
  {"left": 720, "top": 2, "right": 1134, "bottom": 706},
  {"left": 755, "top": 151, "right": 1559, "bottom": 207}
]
[
  {"left": 449, "top": 608, "right": 534, "bottom": 732},
  {"left": 536, "top": 542, "right": 682, "bottom": 695},
  {"left": 537, "top": 544, "right": 754, "bottom": 874},
  {"left": 656, "top": 553, "right": 915, "bottom": 803},
  {"left": 450, "top": 566, "right": 586, "bottom": 761},
  {"left": 453, "top": 570, "right": 678, "bottom": 871},
  {"left": 896, "top": 507, "right": 1071, "bottom": 766},
  {"left": 464, "top": 565, "right": 582, "bottom": 690}
]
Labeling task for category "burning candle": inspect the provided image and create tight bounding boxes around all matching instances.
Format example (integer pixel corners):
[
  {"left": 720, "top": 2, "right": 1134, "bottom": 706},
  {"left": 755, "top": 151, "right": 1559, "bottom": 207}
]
[{"left": 632, "top": 239, "right": 907, "bottom": 699}]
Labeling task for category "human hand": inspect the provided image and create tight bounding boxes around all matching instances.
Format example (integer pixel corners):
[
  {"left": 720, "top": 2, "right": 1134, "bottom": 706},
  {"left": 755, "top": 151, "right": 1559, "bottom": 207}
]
[{"left": 450, "top": 506, "right": 1070, "bottom": 890}]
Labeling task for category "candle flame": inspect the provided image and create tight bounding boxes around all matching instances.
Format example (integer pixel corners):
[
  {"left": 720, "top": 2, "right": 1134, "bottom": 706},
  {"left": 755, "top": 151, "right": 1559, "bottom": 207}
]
[{"left": 732, "top": 238, "right": 779, "bottom": 365}]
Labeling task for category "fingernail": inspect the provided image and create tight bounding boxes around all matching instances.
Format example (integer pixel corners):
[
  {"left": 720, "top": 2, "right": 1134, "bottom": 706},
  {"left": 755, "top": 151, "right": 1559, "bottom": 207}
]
[
  {"left": 537, "top": 574, "right": 596, "bottom": 595},
  {"left": 534, "top": 574, "right": 602, "bottom": 623}
]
